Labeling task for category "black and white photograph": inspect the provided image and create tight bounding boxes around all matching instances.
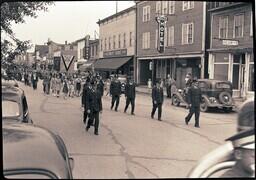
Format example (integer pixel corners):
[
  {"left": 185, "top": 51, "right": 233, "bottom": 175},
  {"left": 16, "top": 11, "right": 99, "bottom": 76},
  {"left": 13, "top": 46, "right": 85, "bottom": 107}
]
[{"left": 1, "top": 1, "right": 255, "bottom": 178}]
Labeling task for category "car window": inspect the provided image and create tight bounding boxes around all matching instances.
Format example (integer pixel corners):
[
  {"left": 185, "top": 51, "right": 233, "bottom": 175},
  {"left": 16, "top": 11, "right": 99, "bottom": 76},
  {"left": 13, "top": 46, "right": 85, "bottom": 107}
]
[
  {"left": 216, "top": 83, "right": 231, "bottom": 89},
  {"left": 2, "top": 100, "right": 20, "bottom": 117}
]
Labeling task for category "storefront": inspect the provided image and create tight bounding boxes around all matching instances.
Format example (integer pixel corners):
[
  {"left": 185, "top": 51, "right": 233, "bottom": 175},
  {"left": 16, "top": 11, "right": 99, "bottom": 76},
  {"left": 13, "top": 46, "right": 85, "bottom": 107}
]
[
  {"left": 208, "top": 49, "right": 254, "bottom": 99},
  {"left": 138, "top": 56, "right": 203, "bottom": 89}
]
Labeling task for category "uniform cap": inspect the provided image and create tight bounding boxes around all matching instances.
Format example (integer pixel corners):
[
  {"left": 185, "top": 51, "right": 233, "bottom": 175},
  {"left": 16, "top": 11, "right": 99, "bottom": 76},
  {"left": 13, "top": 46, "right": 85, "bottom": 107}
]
[
  {"left": 226, "top": 128, "right": 255, "bottom": 149},
  {"left": 237, "top": 99, "right": 255, "bottom": 132}
]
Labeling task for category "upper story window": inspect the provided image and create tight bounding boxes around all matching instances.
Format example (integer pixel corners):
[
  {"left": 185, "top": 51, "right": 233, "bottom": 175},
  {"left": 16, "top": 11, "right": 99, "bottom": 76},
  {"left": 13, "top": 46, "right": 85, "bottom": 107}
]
[
  {"left": 100, "top": 39, "right": 103, "bottom": 51},
  {"left": 143, "top": 6, "right": 150, "bottom": 22},
  {"left": 104, "top": 38, "right": 107, "bottom": 51},
  {"left": 169, "top": 1, "right": 175, "bottom": 14},
  {"left": 168, "top": 26, "right": 174, "bottom": 46},
  {"left": 233, "top": 13, "right": 244, "bottom": 38},
  {"left": 142, "top": 32, "right": 150, "bottom": 49},
  {"left": 219, "top": 16, "right": 228, "bottom": 39},
  {"left": 129, "top": 32, "right": 133, "bottom": 47},
  {"left": 156, "top": 1, "right": 161, "bottom": 14},
  {"left": 123, "top": 33, "right": 126, "bottom": 48},
  {"left": 250, "top": 11, "right": 253, "bottom": 36},
  {"left": 182, "top": 23, "right": 194, "bottom": 44},
  {"left": 183, "top": 1, "right": 194, "bottom": 11},
  {"left": 118, "top": 34, "right": 121, "bottom": 48},
  {"left": 108, "top": 36, "right": 111, "bottom": 50},
  {"left": 162, "top": 1, "right": 168, "bottom": 15},
  {"left": 113, "top": 35, "right": 116, "bottom": 49}
]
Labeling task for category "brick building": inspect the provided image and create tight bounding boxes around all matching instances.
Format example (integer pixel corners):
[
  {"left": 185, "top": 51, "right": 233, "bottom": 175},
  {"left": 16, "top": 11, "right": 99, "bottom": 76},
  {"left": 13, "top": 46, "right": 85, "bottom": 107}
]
[
  {"left": 207, "top": 2, "right": 254, "bottom": 99},
  {"left": 96, "top": 6, "right": 136, "bottom": 79},
  {"left": 136, "top": 1, "right": 207, "bottom": 88}
]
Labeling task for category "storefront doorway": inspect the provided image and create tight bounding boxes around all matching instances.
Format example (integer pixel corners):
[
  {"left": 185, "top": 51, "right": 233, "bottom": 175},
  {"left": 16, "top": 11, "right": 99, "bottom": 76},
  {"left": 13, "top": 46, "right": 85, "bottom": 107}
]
[{"left": 232, "top": 53, "right": 246, "bottom": 98}]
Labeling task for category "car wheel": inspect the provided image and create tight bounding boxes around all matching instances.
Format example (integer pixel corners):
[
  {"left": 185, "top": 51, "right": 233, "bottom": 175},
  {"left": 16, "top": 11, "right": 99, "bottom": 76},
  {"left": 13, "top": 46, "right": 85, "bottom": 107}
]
[
  {"left": 219, "top": 92, "right": 232, "bottom": 105},
  {"left": 200, "top": 97, "right": 208, "bottom": 112},
  {"left": 172, "top": 95, "right": 180, "bottom": 106}
]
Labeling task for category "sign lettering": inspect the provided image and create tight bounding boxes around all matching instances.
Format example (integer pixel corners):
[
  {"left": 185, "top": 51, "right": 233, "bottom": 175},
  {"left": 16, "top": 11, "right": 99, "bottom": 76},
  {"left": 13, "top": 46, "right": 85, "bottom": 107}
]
[{"left": 156, "top": 15, "right": 168, "bottom": 53}]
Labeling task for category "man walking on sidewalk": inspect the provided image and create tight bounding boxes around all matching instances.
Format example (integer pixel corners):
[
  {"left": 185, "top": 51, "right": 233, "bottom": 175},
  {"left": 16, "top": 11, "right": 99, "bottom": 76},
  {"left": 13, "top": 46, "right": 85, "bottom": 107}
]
[
  {"left": 151, "top": 81, "right": 164, "bottom": 121},
  {"left": 185, "top": 78, "right": 202, "bottom": 128},
  {"left": 124, "top": 78, "right": 136, "bottom": 115}
]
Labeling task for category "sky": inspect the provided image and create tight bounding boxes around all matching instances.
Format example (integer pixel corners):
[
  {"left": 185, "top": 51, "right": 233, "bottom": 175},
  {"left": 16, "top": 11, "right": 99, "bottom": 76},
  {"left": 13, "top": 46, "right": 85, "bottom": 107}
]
[{"left": 9, "top": 1, "right": 135, "bottom": 52}]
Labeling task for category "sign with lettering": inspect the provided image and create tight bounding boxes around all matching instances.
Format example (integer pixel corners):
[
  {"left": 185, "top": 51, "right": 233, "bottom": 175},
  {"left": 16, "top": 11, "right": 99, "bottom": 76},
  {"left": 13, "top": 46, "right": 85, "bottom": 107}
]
[
  {"left": 103, "top": 49, "right": 127, "bottom": 58},
  {"left": 222, "top": 40, "right": 239, "bottom": 46},
  {"left": 156, "top": 15, "right": 168, "bottom": 53}
]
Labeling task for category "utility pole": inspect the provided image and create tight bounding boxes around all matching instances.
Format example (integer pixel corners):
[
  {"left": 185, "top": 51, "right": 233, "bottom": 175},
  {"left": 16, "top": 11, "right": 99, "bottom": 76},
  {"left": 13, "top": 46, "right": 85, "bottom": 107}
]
[{"left": 116, "top": 1, "right": 118, "bottom": 14}]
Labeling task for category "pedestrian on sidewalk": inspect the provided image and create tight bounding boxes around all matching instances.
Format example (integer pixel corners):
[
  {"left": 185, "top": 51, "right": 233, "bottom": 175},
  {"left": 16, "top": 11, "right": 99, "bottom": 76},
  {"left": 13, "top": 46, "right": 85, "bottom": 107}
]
[
  {"left": 185, "top": 78, "right": 202, "bottom": 128},
  {"left": 50, "top": 73, "right": 57, "bottom": 96},
  {"left": 68, "top": 79, "right": 75, "bottom": 98},
  {"left": 166, "top": 74, "right": 172, "bottom": 98},
  {"left": 85, "top": 80, "right": 103, "bottom": 135},
  {"left": 151, "top": 81, "right": 164, "bottom": 121},
  {"left": 124, "top": 78, "right": 136, "bottom": 115},
  {"left": 110, "top": 75, "right": 122, "bottom": 111},
  {"left": 31, "top": 70, "right": 38, "bottom": 90},
  {"left": 96, "top": 75, "right": 104, "bottom": 97}
]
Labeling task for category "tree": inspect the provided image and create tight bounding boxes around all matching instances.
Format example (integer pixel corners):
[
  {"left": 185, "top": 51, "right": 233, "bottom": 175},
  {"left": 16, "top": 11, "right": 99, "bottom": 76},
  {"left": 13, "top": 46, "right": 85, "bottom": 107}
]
[{"left": 1, "top": 2, "right": 54, "bottom": 63}]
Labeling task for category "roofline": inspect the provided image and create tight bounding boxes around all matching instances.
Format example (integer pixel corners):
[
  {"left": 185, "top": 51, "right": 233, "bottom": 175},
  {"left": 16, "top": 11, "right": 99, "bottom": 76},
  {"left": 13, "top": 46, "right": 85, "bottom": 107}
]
[{"left": 97, "top": 5, "right": 136, "bottom": 25}]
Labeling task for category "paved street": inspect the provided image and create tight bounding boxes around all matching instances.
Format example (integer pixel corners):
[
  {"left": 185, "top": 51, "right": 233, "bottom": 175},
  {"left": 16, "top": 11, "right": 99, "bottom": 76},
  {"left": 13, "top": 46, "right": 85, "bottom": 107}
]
[{"left": 19, "top": 80, "right": 237, "bottom": 178}]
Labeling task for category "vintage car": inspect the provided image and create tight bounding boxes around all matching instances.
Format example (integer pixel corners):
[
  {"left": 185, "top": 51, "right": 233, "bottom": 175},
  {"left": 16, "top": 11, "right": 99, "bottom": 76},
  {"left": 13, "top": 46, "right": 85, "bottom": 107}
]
[
  {"left": 172, "top": 79, "right": 235, "bottom": 112},
  {"left": 2, "top": 84, "right": 33, "bottom": 123},
  {"left": 3, "top": 121, "right": 74, "bottom": 179},
  {"left": 2, "top": 79, "right": 19, "bottom": 87}
]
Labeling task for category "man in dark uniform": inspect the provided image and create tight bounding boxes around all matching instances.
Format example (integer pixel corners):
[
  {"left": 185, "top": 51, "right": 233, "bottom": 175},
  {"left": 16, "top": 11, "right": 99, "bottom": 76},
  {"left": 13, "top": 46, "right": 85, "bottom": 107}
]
[
  {"left": 96, "top": 75, "right": 104, "bottom": 97},
  {"left": 82, "top": 77, "right": 91, "bottom": 124},
  {"left": 151, "top": 81, "right": 164, "bottom": 121},
  {"left": 85, "top": 80, "right": 103, "bottom": 135},
  {"left": 124, "top": 78, "right": 136, "bottom": 115},
  {"left": 110, "top": 75, "right": 121, "bottom": 111},
  {"left": 221, "top": 128, "right": 255, "bottom": 178},
  {"left": 185, "top": 78, "right": 202, "bottom": 128}
]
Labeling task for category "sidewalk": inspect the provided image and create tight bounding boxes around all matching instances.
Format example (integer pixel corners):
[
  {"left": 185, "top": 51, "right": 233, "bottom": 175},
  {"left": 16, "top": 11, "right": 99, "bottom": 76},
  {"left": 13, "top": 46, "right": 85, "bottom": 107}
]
[{"left": 136, "top": 85, "right": 244, "bottom": 112}]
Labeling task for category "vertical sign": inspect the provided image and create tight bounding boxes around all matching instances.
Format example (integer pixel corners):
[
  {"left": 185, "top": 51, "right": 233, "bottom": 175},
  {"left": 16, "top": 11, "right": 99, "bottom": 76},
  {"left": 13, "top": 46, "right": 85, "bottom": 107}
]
[
  {"left": 156, "top": 15, "right": 168, "bottom": 53},
  {"left": 84, "top": 35, "right": 90, "bottom": 60}
]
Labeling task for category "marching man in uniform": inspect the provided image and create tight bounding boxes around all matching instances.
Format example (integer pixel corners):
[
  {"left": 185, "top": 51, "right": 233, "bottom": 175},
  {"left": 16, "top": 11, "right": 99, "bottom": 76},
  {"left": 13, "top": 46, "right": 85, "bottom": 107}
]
[{"left": 124, "top": 78, "right": 136, "bottom": 115}]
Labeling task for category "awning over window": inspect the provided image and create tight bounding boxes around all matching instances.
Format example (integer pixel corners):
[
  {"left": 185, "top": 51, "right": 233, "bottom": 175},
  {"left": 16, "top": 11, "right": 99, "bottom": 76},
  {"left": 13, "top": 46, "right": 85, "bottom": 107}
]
[{"left": 94, "top": 56, "right": 132, "bottom": 71}]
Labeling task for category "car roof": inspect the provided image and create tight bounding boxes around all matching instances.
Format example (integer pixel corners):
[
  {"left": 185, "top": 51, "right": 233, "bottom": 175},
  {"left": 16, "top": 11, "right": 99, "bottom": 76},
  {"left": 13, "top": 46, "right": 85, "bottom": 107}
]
[
  {"left": 2, "top": 85, "right": 24, "bottom": 101},
  {"left": 3, "top": 122, "right": 70, "bottom": 178}
]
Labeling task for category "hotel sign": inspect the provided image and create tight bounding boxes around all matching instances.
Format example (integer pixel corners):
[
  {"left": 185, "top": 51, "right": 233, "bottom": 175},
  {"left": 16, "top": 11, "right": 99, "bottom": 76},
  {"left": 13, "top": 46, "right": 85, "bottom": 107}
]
[
  {"left": 222, "top": 39, "right": 239, "bottom": 46},
  {"left": 156, "top": 15, "right": 168, "bottom": 53},
  {"left": 103, "top": 49, "right": 127, "bottom": 58}
]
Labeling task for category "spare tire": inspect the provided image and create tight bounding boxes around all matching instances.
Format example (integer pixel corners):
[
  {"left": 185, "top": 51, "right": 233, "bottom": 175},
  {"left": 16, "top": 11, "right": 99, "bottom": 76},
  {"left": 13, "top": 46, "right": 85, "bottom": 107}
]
[{"left": 219, "top": 91, "right": 232, "bottom": 105}]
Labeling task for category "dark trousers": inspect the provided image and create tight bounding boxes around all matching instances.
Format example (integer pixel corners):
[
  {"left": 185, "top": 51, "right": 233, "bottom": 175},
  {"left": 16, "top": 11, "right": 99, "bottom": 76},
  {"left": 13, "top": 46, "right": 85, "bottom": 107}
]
[
  {"left": 87, "top": 110, "right": 99, "bottom": 133},
  {"left": 83, "top": 109, "right": 88, "bottom": 124},
  {"left": 167, "top": 85, "right": 171, "bottom": 98},
  {"left": 43, "top": 84, "right": 46, "bottom": 93},
  {"left": 32, "top": 81, "right": 37, "bottom": 90},
  {"left": 124, "top": 97, "right": 135, "bottom": 113},
  {"left": 185, "top": 106, "right": 200, "bottom": 126},
  {"left": 111, "top": 95, "right": 120, "bottom": 110},
  {"left": 151, "top": 103, "right": 162, "bottom": 119}
]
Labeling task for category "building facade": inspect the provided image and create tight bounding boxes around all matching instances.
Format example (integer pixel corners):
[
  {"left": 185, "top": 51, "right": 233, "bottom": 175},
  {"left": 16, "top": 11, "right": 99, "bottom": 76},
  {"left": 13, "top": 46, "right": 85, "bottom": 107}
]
[
  {"left": 136, "top": 1, "right": 207, "bottom": 88},
  {"left": 96, "top": 6, "right": 136, "bottom": 79},
  {"left": 207, "top": 2, "right": 254, "bottom": 99}
]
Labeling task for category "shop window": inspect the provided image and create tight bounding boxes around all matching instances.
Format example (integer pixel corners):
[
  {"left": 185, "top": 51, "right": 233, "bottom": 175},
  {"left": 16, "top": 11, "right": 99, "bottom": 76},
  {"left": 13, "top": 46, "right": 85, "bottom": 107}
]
[{"left": 214, "top": 64, "right": 229, "bottom": 80}]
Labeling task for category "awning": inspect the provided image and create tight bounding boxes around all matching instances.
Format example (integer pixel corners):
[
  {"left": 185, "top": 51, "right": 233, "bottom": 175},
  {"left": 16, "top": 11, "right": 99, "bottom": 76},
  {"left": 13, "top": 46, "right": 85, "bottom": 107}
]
[
  {"left": 79, "top": 61, "right": 94, "bottom": 71},
  {"left": 94, "top": 56, "right": 132, "bottom": 71}
]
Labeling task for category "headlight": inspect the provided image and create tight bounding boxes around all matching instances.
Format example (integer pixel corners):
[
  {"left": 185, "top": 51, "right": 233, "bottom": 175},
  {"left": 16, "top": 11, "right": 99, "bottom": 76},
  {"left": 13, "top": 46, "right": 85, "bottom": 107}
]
[{"left": 209, "top": 97, "right": 217, "bottom": 103}]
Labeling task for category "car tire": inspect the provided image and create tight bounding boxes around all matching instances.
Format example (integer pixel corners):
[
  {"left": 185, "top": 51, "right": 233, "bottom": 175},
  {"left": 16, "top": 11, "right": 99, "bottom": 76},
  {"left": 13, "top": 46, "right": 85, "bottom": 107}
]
[
  {"left": 172, "top": 95, "right": 180, "bottom": 106},
  {"left": 219, "top": 92, "right": 232, "bottom": 105},
  {"left": 200, "top": 97, "right": 208, "bottom": 112}
]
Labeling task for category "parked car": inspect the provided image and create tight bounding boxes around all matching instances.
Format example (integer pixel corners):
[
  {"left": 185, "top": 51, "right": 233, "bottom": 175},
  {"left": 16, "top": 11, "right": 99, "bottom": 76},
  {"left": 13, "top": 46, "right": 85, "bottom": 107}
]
[
  {"left": 117, "top": 75, "right": 127, "bottom": 94},
  {"left": 172, "top": 79, "right": 235, "bottom": 112},
  {"left": 2, "top": 84, "right": 33, "bottom": 123},
  {"left": 3, "top": 121, "right": 74, "bottom": 179}
]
